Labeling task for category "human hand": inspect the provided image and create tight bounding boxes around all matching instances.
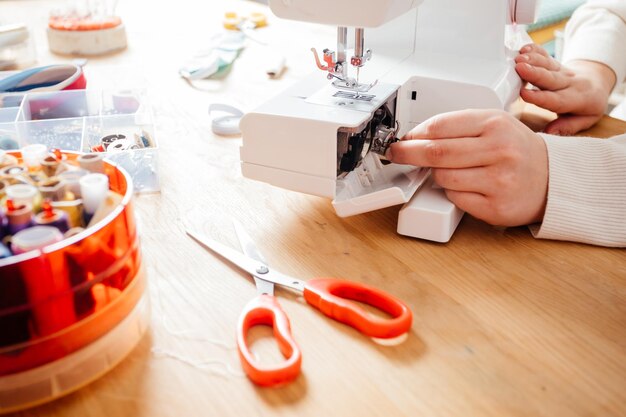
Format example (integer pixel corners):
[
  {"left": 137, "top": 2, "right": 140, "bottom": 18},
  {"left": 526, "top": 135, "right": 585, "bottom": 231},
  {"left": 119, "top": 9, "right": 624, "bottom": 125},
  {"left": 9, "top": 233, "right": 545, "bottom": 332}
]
[
  {"left": 515, "top": 43, "right": 616, "bottom": 135},
  {"left": 386, "top": 110, "right": 548, "bottom": 227}
]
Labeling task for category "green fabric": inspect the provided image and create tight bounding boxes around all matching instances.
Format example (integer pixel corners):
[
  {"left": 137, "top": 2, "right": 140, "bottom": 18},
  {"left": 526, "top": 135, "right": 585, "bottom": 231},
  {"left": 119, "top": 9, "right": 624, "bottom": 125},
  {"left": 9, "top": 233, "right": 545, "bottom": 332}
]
[{"left": 527, "top": 0, "right": 586, "bottom": 31}]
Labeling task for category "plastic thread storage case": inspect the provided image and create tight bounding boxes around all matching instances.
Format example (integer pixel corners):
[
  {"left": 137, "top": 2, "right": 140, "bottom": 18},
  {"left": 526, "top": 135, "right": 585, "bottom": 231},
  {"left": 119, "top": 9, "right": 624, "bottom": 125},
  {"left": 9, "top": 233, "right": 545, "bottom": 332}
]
[
  {"left": 0, "top": 88, "right": 159, "bottom": 193},
  {"left": 0, "top": 151, "right": 149, "bottom": 413}
]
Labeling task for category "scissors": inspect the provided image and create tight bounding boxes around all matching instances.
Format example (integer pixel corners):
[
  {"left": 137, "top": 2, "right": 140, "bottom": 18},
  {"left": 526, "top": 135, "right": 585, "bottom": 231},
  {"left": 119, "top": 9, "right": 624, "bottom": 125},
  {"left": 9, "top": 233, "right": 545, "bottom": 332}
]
[{"left": 186, "top": 222, "right": 413, "bottom": 387}]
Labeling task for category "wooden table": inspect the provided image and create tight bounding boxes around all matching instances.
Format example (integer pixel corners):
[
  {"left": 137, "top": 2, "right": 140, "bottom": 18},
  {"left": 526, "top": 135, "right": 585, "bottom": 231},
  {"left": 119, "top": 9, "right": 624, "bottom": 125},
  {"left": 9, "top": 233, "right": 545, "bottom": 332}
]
[{"left": 3, "top": 1, "right": 626, "bottom": 416}]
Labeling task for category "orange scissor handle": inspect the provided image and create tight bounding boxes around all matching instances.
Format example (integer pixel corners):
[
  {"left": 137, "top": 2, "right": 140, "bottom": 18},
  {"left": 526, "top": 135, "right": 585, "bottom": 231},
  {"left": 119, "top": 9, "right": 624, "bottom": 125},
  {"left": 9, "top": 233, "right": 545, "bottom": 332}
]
[
  {"left": 303, "top": 278, "right": 413, "bottom": 339},
  {"left": 236, "top": 294, "right": 302, "bottom": 387}
]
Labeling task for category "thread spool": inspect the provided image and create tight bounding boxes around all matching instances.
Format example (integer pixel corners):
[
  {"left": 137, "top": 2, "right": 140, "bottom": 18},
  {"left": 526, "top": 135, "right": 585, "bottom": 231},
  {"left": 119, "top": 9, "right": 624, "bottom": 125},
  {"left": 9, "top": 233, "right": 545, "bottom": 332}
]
[
  {"left": 20, "top": 144, "right": 48, "bottom": 170},
  {"left": 58, "top": 169, "right": 88, "bottom": 198},
  {"left": 40, "top": 151, "right": 65, "bottom": 177},
  {"left": 0, "top": 152, "right": 19, "bottom": 169},
  {"left": 79, "top": 173, "right": 109, "bottom": 222},
  {"left": 0, "top": 209, "right": 7, "bottom": 240},
  {"left": 23, "top": 172, "right": 47, "bottom": 186},
  {"left": 6, "top": 183, "right": 38, "bottom": 207},
  {"left": 77, "top": 153, "right": 105, "bottom": 174},
  {"left": 38, "top": 177, "right": 66, "bottom": 201},
  {"left": 51, "top": 198, "right": 83, "bottom": 228},
  {"left": 5, "top": 200, "right": 33, "bottom": 235},
  {"left": 107, "top": 138, "right": 133, "bottom": 153},
  {"left": 0, "top": 165, "right": 27, "bottom": 183},
  {"left": 0, "top": 180, "right": 7, "bottom": 200},
  {"left": 10, "top": 225, "right": 63, "bottom": 255},
  {"left": 100, "top": 134, "right": 124, "bottom": 150},
  {"left": 134, "top": 130, "right": 154, "bottom": 148},
  {"left": 34, "top": 200, "right": 70, "bottom": 233}
]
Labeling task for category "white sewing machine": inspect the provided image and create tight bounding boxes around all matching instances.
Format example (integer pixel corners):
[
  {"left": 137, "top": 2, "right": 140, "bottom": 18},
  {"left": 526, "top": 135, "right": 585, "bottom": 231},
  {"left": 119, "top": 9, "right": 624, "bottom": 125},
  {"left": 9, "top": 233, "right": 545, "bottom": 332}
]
[{"left": 240, "top": 0, "right": 536, "bottom": 242}]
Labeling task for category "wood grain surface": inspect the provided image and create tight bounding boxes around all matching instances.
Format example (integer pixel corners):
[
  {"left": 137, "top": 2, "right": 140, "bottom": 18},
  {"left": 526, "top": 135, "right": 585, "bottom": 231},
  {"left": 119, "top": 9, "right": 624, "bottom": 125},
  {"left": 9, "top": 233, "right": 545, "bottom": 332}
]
[{"left": 3, "top": 1, "right": 626, "bottom": 416}]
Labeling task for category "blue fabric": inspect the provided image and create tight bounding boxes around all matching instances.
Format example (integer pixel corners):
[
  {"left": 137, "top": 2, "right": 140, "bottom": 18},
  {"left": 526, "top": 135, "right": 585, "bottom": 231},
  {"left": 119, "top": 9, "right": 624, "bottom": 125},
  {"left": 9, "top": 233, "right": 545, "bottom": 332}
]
[{"left": 0, "top": 65, "right": 57, "bottom": 93}]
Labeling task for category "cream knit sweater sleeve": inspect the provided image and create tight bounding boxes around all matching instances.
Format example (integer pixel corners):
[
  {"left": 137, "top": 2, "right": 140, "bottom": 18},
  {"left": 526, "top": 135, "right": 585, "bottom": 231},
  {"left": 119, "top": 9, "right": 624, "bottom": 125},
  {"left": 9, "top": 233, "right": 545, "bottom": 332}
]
[
  {"left": 530, "top": 133, "right": 626, "bottom": 247},
  {"left": 528, "top": 1, "right": 626, "bottom": 247},
  {"left": 562, "top": 0, "right": 626, "bottom": 83}
]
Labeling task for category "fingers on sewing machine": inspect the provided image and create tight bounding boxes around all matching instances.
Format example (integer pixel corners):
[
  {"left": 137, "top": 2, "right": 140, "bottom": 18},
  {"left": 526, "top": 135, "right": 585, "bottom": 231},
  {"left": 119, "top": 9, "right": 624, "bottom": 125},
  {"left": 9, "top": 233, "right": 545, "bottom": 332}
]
[
  {"left": 390, "top": 110, "right": 514, "bottom": 168},
  {"left": 519, "top": 43, "right": 550, "bottom": 58},
  {"left": 515, "top": 50, "right": 561, "bottom": 72},
  {"left": 545, "top": 114, "right": 601, "bottom": 135},
  {"left": 516, "top": 62, "right": 572, "bottom": 90},
  {"left": 520, "top": 88, "right": 568, "bottom": 112},
  {"left": 401, "top": 109, "right": 498, "bottom": 140},
  {"left": 392, "top": 109, "right": 548, "bottom": 226},
  {"left": 388, "top": 137, "right": 494, "bottom": 168},
  {"left": 520, "top": 80, "right": 602, "bottom": 118}
]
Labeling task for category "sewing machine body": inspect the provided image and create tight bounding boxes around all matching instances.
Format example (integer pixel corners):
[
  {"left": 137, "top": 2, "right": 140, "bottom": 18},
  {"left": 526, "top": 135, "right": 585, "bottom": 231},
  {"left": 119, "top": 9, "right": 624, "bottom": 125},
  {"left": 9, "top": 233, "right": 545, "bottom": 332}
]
[{"left": 240, "top": 0, "right": 532, "bottom": 242}]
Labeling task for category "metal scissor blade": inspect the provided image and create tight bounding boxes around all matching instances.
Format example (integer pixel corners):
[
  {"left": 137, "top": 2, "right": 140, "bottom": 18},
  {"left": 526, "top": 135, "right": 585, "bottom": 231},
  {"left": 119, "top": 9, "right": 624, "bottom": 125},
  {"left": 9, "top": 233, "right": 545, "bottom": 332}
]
[
  {"left": 186, "top": 229, "right": 267, "bottom": 280},
  {"left": 232, "top": 219, "right": 267, "bottom": 265},
  {"left": 231, "top": 219, "right": 274, "bottom": 296}
]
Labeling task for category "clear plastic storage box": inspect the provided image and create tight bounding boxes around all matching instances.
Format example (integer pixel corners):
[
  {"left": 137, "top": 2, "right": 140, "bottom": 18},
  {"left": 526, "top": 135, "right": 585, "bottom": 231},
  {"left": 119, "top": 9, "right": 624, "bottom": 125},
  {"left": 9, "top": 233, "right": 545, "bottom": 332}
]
[{"left": 0, "top": 88, "right": 158, "bottom": 193}]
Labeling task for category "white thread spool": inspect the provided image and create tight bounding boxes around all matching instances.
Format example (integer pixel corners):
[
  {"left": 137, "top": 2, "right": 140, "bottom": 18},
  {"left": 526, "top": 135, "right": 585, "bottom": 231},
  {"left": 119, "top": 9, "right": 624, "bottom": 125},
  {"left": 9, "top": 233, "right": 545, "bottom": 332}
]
[
  {"left": 6, "top": 183, "right": 38, "bottom": 206},
  {"left": 11, "top": 226, "right": 64, "bottom": 255},
  {"left": 59, "top": 169, "right": 89, "bottom": 197},
  {"left": 77, "top": 153, "right": 105, "bottom": 174},
  {"left": 79, "top": 173, "right": 109, "bottom": 215},
  {"left": 20, "top": 144, "right": 48, "bottom": 169}
]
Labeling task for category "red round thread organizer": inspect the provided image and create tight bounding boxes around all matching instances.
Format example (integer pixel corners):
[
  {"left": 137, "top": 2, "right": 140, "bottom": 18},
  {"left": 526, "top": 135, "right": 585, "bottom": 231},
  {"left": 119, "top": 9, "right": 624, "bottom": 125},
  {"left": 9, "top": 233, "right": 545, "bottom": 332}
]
[{"left": 0, "top": 151, "right": 149, "bottom": 413}]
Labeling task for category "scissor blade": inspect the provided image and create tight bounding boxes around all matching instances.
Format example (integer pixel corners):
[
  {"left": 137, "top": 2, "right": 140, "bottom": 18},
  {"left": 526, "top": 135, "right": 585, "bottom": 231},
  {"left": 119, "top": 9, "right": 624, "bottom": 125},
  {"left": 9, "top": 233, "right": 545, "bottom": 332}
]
[
  {"left": 186, "top": 229, "right": 266, "bottom": 279},
  {"left": 231, "top": 220, "right": 274, "bottom": 296},
  {"left": 186, "top": 229, "right": 306, "bottom": 293},
  {"left": 232, "top": 219, "right": 267, "bottom": 265}
]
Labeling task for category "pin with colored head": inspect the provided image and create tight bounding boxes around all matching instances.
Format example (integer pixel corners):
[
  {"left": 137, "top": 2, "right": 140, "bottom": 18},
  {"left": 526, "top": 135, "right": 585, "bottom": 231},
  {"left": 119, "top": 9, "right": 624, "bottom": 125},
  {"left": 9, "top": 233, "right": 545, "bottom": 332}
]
[
  {"left": 41, "top": 149, "right": 66, "bottom": 177},
  {"left": 5, "top": 199, "right": 34, "bottom": 235},
  {"left": 34, "top": 199, "right": 70, "bottom": 233}
]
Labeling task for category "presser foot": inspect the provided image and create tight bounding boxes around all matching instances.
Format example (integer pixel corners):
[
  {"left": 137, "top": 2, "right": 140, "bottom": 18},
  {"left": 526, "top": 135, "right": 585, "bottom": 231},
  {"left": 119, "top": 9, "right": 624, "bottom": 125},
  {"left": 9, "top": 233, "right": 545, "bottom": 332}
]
[
  {"left": 330, "top": 75, "right": 378, "bottom": 94},
  {"left": 332, "top": 90, "right": 375, "bottom": 102}
]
